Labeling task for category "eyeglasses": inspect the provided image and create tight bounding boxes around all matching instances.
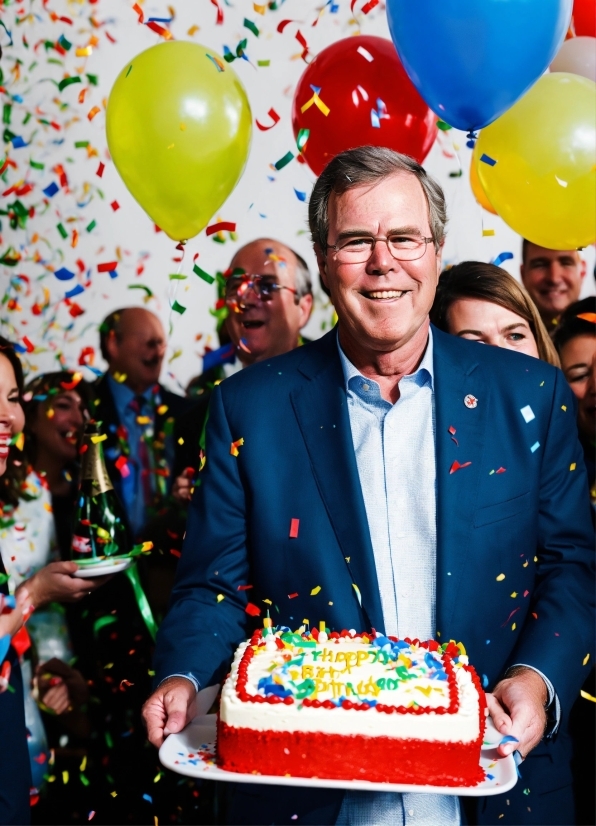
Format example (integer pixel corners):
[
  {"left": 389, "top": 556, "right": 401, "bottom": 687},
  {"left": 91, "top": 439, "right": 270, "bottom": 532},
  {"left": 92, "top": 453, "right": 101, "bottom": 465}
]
[
  {"left": 327, "top": 234, "right": 435, "bottom": 264},
  {"left": 224, "top": 274, "right": 297, "bottom": 311}
]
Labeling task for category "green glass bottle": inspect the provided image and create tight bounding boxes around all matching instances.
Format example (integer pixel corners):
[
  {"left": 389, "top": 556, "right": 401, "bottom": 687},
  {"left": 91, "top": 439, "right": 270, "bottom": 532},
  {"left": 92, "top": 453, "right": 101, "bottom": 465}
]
[{"left": 71, "top": 421, "right": 131, "bottom": 561}]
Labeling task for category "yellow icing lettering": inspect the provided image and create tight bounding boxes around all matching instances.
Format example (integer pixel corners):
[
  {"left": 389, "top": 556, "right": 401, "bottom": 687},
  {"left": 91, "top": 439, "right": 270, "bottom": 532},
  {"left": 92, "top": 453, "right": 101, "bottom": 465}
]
[{"left": 301, "top": 665, "right": 314, "bottom": 679}]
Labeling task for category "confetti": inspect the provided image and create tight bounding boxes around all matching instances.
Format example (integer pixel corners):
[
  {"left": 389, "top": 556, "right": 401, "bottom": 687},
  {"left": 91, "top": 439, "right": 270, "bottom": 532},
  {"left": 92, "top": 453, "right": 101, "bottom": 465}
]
[
  {"left": 288, "top": 592, "right": 299, "bottom": 599},
  {"left": 530, "top": 442, "right": 540, "bottom": 453},
  {"left": 569, "top": 463, "right": 576, "bottom": 471},
  {"left": 171, "top": 300, "right": 186, "bottom": 315},
  {"left": 301, "top": 85, "right": 330, "bottom": 117},
  {"left": 216, "top": 594, "right": 224, "bottom": 602},
  {"left": 310, "top": 586, "right": 321, "bottom": 596},
  {"left": 193, "top": 263, "right": 215, "bottom": 284},
  {"left": 273, "top": 151, "right": 295, "bottom": 171},
  {"left": 289, "top": 518, "right": 299, "bottom": 538},
  {"left": 352, "top": 583, "right": 362, "bottom": 605},
  {"left": 256, "top": 108, "right": 281, "bottom": 131},
  {"left": 520, "top": 405, "right": 535, "bottom": 423},
  {"left": 491, "top": 252, "right": 514, "bottom": 267},
  {"left": 206, "top": 221, "right": 236, "bottom": 236},
  {"left": 245, "top": 602, "right": 261, "bottom": 617},
  {"left": 230, "top": 438, "right": 244, "bottom": 457},
  {"left": 581, "top": 690, "right": 596, "bottom": 703},
  {"left": 449, "top": 460, "right": 472, "bottom": 474},
  {"left": 496, "top": 573, "right": 506, "bottom": 581},
  {"left": 480, "top": 153, "right": 497, "bottom": 166},
  {"left": 583, "top": 653, "right": 590, "bottom": 665}
]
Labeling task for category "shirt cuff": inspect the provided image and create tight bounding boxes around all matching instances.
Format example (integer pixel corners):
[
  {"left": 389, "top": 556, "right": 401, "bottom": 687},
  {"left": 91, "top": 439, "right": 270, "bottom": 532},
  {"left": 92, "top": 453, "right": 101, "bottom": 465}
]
[
  {"left": 510, "top": 663, "right": 560, "bottom": 735},
  {"left": 159, "top": 673, "right": 200, "bottom": 693}
]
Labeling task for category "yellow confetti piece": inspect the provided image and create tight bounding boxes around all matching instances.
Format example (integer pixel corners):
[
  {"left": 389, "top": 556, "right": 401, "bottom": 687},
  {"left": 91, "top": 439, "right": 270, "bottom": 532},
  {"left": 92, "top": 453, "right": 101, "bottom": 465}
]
[
  {"left": 482, "top": 229, "right": 495, "bottom": 236},
  {"left": 80, "top": 756, "right": 87, "bottom": 772},
  {"left": 187, "top": 25, "right": 200, "bottom": 35},
  {"left": 583, "top": 653, "right": 590, "bottom": 666},
  {"left": 110, "top": 791, "right": 117, "bottom": 798},
  {"left": 523, "top": 560, "right": 529, "bottom": 568},
  {"left": 153, "top": 772, "right": 163, "bottom": 783},
  {"left": 91, "top": 434, "right": 107, "bottom": 444},
  {"left": 496, "top": 573, "right": 505, "bottom": 581},
  {"left": 230, "top": 437, "right": 244, "bottom": 457},
  {"left": 310, "top": 586, "right": 321, "bottom": 596},
  {"left": 352, "top": 583, "right": 362, "bottom": 605},
  {"left": 561, "top": 405, "right": 567, "bottom": 412},
  {"left": 534, "top": 556, "right": 538, "bottom": 562},
  {"left": 46, "top": 408, "right": 55, "bottom": 419},
  {"left": 157, "top": 404, "right": 168, "bottom": 415},
  {"left": 263, "top": 598, "right": 272, "bottom": 605},
  {"left": 14, "top": 432, "right": 25, "bottom": 451},
  {"left": 141, "top": 541, "right": 153, "bottom": 552},
  {"left": 177, "top": 437, "right": 184, "bottom": 445},
  {"left": 43, "top": 502, "right": 53, "bottom": 513},
  {"left": 511, "top": 623, "right": 517, "bottom": 631},
  {"left": 581, "top": 690, "right": 596, "bottom": 703},
  {"left": 62, "top": 771, "right": 69, "bottom": 784},
  {"left": 216, "top": 594, "right": 224, "bottom": 602},
  {"left": 570, "top": 463, "right": 576, "bottom": 471},
  {"left": 76, "top": 46, "right": 93, "bottom": 57},
  {"left": 301, "top": 91, "right": 330, "bottom": 117},
  {"left": 254, "top": 3, "right": 266, "bottom": 12},
  {"left": 87, "top": 106, "right": 101, "bottom": 121},
  {"left": 510, "top": 592, "right": 517, "bottom": 598},
  {"left": 154, "top": 817, "right": 159, "bottom": 826},
  {"left": 113, "top": 371, "right": 127, "bottom": 383}
]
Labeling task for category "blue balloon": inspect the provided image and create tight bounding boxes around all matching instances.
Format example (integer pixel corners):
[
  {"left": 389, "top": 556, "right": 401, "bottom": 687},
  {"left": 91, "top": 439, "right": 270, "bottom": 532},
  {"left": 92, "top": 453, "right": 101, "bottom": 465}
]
[{"left": 386, "top": 0, "right": 572, "bottom": 131}]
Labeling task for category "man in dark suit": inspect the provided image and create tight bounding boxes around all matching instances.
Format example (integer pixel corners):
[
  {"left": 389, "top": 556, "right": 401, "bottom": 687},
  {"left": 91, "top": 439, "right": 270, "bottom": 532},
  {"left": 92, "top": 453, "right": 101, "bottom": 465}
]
[
  {"left": 143, "top": 147, "right": 594, "bottom": 825},
  {"left": 93, "top": 306, "right": 192, "bottom": 538},
  {"left": 172, "top": 238, "right": 313, "bottom": 501}
]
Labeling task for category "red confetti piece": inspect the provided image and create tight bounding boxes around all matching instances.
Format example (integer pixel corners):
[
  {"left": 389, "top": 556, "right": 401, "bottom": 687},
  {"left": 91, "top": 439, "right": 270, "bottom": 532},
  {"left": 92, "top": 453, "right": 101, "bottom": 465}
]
[
  {"left": 132, "top": 2, "right": 144, "bottom": 23},
  {"left": 449, "top": 460, "right": 472, "bottom": 474},
  {"left": 206, "top": 221, "right": 236, "bottom": 236},
  {"left": 146, "top": 21, "right": 173, "bottom": 39},
  {"left": 288, "top": 592, "right": 299, "bottom": 599},
  {"left": 289, "top": 518, "right": 299, "bottom": 538},
  {"left": 523, "top": 590, "right": 529, "bottom": 597},
  {"left": 501, "top": 607, "right": 521, "bottom": 628},
  {"left": 245, "top": 602, "right": 261, "bottom": 617},
  {"left": 87, "top": 106, "right": 101, "bottom": 120},
  {"left": 532, "top": 612, "right": 538, "bottom": 619},
  {"left": 110, "top": 200, "right": 120, "bottom": 211},
  {"left": 237, "top": 585, "right": 253, "bottom": 591},
  {"left": 210, "top": 0, "right": 224, "bottom": 24},
  {"left": 230, "top": 438, "right": 244, "bottom": 457},
  {"left": 170, "top": 548, "right": 181, "bottom": 558},
  {"left": 256, "top": 108, "right": 281, "bottom": 131},
  {"left": 96, "top": 161, "right": 105, "bottom": 177},
  {"left": 577, "top": 312, "right": 596, "bottom": 323},
  {"left": 97, "top": 261, "right": 118, "bottom": 272},
  {"left": 496, "top": 467, "right": 506, "bottom": 474},
  {"left": 119, "top": 679, "right": 134, "bottom": 691},
  {"left": 350, "top": 0, "right": 380, "bottom": 13},
  {"left": 78, "top": 346, "right": 95, "bottom": 366},
  {"left": 22, "top": 336, "right": 35, "bottom": 353}
]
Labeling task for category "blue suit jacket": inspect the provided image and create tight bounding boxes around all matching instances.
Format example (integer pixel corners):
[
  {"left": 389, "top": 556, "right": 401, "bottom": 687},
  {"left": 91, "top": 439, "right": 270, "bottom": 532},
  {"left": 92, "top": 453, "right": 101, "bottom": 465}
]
[{"left": 155, "top": 327, "right": 594, "bottom": 824}]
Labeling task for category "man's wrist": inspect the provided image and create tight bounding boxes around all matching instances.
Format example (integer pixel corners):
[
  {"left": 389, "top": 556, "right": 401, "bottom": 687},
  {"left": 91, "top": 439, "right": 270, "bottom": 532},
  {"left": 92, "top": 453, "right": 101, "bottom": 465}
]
[
  {"left": 159, "top": 673, "right": 200, "bottom": 694},
  {"left": 504, "top": 665, "right": 548, "bottom": 706}
]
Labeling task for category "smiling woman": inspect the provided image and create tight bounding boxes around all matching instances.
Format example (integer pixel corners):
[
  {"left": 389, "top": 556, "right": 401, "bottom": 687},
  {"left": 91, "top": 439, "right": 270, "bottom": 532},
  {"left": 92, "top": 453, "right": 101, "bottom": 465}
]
[{"left": 431, "top": 261, "right": 560, "bottom": 367}]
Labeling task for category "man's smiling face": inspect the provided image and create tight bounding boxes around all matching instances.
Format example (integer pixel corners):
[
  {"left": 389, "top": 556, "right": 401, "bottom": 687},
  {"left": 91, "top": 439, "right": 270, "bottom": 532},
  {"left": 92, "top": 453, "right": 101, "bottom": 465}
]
[{"left": 317, "top": 172, "right": 442, "bottom": 356}]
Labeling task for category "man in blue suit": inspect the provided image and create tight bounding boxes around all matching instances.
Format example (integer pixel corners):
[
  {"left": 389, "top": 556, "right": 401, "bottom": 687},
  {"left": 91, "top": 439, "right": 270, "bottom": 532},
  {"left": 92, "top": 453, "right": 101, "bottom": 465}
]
[{"left": 143, "top": 147, "right": 594, "bottom": 825}]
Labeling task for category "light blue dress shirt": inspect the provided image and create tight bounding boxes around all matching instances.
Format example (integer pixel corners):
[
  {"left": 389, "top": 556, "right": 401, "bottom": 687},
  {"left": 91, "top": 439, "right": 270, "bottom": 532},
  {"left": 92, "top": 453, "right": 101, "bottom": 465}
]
[{"left": 336, "top": 330, "right": 460, "bottom": 826}]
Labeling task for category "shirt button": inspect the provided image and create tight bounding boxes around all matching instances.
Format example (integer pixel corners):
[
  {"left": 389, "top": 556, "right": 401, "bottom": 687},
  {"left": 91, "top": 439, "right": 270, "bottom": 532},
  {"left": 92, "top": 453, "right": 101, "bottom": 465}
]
[{"left": 362, "top": 383, "right": 370, "bottom": 391}]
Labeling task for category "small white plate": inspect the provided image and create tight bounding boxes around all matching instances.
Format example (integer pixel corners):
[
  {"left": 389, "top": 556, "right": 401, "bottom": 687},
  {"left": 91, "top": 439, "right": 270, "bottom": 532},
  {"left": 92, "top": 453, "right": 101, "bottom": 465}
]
[
  {"left": 72, "top": 557, "right": 133, "bottom": 578},
  {"left": 159, "top": 715, "right": 517, "bottom": 797}
]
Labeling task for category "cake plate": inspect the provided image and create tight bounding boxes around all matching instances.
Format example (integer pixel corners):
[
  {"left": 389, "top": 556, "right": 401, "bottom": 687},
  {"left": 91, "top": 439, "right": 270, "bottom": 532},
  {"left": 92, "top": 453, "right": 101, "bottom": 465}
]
[
  {"left": 159, "top": 714, "right": 517, "bottom": 797},
  {"left": 72, "top": 556, "right": 133, "bottom": 578}
]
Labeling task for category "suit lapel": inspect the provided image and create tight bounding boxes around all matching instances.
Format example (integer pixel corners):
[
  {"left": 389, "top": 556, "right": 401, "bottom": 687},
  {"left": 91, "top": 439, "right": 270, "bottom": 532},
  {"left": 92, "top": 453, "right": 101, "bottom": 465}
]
[
  {"left": 290, "top": 332, "right": 385, "bottom": 634},
  {"left": 432, "top": 328, "right": 491, "bottom": 636}
]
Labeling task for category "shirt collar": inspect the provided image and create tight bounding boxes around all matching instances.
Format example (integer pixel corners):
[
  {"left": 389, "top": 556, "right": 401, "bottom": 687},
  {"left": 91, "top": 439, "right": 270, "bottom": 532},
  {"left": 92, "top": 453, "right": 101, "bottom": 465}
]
[
  {"left": 337, "top": 326, "right": 434, "bottom": 393},
  {"left": 107, "top": 373, "right": 155, "bottom": 414}
]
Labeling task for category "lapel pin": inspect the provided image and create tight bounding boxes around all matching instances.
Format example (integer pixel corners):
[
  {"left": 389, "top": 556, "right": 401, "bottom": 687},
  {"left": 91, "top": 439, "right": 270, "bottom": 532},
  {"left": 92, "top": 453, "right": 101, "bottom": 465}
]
[{"left": 464, "top": 394, "right": 478, "bottom": 409}]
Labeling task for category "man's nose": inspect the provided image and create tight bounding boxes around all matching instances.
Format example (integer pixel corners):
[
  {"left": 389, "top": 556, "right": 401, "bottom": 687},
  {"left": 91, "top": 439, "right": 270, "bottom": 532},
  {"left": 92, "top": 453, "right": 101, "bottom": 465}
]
[
  {"left": 545, "top": 263, "right": 564, "bottom": 283},
  {"left": 365, "top": 240, "right": 400, "bottom": 275}
]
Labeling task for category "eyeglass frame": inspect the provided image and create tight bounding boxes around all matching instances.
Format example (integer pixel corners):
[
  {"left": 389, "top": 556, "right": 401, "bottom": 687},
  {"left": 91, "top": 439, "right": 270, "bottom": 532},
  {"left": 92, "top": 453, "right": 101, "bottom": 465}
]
[
  {"left": 224, "top": 273, "right": 299, "bottom": 308},
  {"left": 325, "top": 233, "right": 436, "bottom": 264}
]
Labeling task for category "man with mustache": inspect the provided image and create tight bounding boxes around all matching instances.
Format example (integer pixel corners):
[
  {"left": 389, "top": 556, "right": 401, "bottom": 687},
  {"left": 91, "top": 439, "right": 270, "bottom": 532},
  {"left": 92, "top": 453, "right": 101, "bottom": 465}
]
[{"left": 94, "top": 307, "right": 191, "bottom": 538}]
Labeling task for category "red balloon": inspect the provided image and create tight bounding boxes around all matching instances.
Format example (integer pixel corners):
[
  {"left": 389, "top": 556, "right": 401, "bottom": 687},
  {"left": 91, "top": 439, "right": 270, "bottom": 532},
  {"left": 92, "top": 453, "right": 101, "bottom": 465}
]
[
  {"left": 292, "top": 36, "right": 437, "bottom": 177},
  {"left": 573, "top": 0, "right": 596, "bottom": 36}
]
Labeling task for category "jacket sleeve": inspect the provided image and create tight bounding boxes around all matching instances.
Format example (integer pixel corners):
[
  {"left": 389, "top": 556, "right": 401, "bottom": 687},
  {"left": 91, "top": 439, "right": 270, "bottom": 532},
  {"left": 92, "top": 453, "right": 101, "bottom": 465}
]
[
  {"left": 153, "top": 383, "right": 251, "bottom": 688},
  {"left": 506, "top": 369, "right": 595, "bottom": 718}
]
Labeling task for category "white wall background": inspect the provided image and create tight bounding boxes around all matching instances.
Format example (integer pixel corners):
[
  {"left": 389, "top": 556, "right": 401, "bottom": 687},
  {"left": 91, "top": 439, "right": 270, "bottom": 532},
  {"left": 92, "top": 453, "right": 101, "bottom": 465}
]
[{"left": 2, "top": 0, "right": 594, "bottom": 392}]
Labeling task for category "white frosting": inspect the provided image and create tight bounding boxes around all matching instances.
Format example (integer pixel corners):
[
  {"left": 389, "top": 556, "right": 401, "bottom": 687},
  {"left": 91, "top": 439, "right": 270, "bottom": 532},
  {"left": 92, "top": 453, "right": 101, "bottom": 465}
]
[{"left": 220, "top": 636, "right": 481, "bottom": 743}]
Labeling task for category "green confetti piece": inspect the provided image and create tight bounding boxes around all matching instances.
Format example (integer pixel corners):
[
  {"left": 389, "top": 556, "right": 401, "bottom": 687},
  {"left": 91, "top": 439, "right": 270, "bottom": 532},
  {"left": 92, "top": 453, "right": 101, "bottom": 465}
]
[
  {"left": 0, "top": 572, "right": 9, "bottom": 585},
  {"left": 274, "top": 151, "right": 294, "bottom": 171},
  {"left": 436, "top": 120, "right": 452, "bottom": 131},
  {"left": 86, "top": 219, "right": 96, "bottom": 232},
  {"left": 257, "top": 59, "right": 270, "bottom": 67},
  {"left": 22, "top": 112, "right": 31, "bottom": 125},
  {"left": 47, "top": 58, "right": 64, "bottom": 66},
  {"left": 58, "top": 75, "right": 81, "bottom": 92},
  {"left": 79, "top": 774, "right": 90, "bottom": 787},
  {"left": 296, "top": 128, "right": 309, "bottom": 152},
  {"left": 243, "top": 18, "right": 260, "bottom": 36},
  {"left": 168, "top": 273, "right": 187, "bottom": 280},
  {"left": 92, "top": 615, "right": 118, "bottom": 637},
  {"left": 128, "top": 284, "right": 153, "bottom": 298},
  {"left": 193, "top": 263, "right": 215, "bottom": 284},
  {"left": 2, "top": 104, "right": 11, "bottom": 125},
  {"left": 58, "top": 34, "right": 72, "bottom": 51},
  {"left": 57, "top": 223, "right": 68, "bottom": 239},
  {"left": 30, "top": 159, "right": 44, "bottom": 169},
  {"left": 86, "top": 73, "right": 99, "bottom": 86},
  {"left": 126, "top": 64, "right": 133, "bottom": 78},
  {"left": 74, "top": 140, "right": 89, "bottom": 148},
  {"left": 448, "top": 170, "right": 463, "bottom": 178},
  {"left": 171, "top": 300, "right": 186, "bottom": 315},
  {"left": 105, "top": 731, "right": 113, "bottom": 749}
]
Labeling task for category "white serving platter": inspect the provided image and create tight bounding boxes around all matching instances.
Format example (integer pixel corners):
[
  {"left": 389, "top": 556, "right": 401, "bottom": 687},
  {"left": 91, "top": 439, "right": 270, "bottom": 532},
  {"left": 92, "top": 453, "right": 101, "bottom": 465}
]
[
  {"left": 72, "top": 557, "right": 133, "bottom": 578},
  {"left": 159, "top": 714, "right": 517, "bottom": 797}
]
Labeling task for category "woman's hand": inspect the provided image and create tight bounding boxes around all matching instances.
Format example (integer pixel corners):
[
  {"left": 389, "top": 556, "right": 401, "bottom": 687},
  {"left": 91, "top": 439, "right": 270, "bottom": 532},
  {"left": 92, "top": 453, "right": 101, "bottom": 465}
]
[
  {"left": 22, "top": 561, "right": 112, "bottom": 608},
  {"left": 0, "top": 587, "right": 33, "bottom": 641}
]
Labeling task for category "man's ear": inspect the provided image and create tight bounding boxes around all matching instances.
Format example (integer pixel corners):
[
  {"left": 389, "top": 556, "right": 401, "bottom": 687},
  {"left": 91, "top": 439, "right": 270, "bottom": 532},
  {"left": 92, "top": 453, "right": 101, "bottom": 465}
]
[
  {"left": 298, "top": 293, "right": 314, "bottom": 328},
  {"left": 314, "top": 243, "right": 329, "bottom": 291},
  {"left": 104, "top": 330, "right": 119, "bottom": 364},
  {"left": 580, "top": 259, "right": 587, "bottom": 280},
  {"left": 435, "top": 239, "right": 445, "bottom": 280}
]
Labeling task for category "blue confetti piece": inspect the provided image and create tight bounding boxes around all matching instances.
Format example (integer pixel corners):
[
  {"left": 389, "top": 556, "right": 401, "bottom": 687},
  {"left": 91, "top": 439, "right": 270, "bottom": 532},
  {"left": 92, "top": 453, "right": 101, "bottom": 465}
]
[
  {"left": 491, "top": 252, "right": 514, "bottom": 267},
  {"left": 486, "top": 773, "right": 495, "bottom": 780},
  {"left": 142, "top": 794, "right": 153, "bottom": 804},
  {"left": 310, "top": 84, "right": 321, "bottom": 94},
  {"left": 65, "top": 284, "right": 85, "bottom": 298},
  {"left": 12, "top": 343, "right": 27, "bottom": 353},
  {"left": 482, "top": 674, "right": 489, "bottom": 688},
  {"left": 108, "top": 270, "right": 118, "bottom": 279},
  {"left": 54, "top": 267, "right": 75, "bottom": 281},
  {"left": 43, "top": 182, "right": 59, "bottom": 198},
  {"left": 0, "top": 636, "right": 10, "bottom": 664},
  {"left": 371, "top": 110, "right": 380, "bottom": 128},
  {"left": 294, "top": 188, "right": 307, "bottom": 202},
  {"left": 10, "top": 136, "right": 27, "bottom": 149},
  {"left": 480, "top": 153, "right": 497, "bottom": 166},
  {"left": 12, "top": 95, "right": 23, "bottom": 104},
  {"left": 530, "top": 441, "right": 540, "bottom": 453},
  {"left": 500, "top": 735, "right": 519, "bottom": 745}
]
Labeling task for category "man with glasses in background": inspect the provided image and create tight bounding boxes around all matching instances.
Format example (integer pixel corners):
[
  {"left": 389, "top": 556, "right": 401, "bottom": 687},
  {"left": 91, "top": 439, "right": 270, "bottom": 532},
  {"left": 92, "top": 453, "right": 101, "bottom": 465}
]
[{"left": 172, "top": 238, "right": 313, "bottom": 501}]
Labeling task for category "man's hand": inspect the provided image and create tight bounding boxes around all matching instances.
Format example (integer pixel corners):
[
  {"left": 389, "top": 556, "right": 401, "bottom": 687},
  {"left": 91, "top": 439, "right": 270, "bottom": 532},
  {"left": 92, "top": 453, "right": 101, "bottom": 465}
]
[
  {"left": 35, "top": 658, "right": 89, "bottom": 715},
  {"left": 486, "top": 667, "right": 548, "bottom": 760},
  {"left": 21, "top": 561, "right": 112, "bottom": 608},
  {"left": 142, "top": 677, "right": 197, "bottom": 748},
  {"left": 172, "top": 469, "right": 195, "bottom": 503}
]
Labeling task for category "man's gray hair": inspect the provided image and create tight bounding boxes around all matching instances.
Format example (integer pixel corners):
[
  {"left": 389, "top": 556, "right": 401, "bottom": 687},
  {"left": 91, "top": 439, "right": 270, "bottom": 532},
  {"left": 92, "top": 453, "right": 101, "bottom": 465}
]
[{"left": 308, "top": 146, "right": 447, "bottom": 252}]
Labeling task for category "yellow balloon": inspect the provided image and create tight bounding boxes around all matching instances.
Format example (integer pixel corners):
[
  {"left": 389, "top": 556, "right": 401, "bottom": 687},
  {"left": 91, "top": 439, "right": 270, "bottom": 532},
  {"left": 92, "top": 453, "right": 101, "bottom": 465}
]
[
  {"left": 477, "top": 72, "right": 596, "bottom": 249},
  {"left": 106, "top": 42, "right": 252, "bottom": 241},
  {"left": 470, "top": 145, "right": 497, "bottom": 214}
]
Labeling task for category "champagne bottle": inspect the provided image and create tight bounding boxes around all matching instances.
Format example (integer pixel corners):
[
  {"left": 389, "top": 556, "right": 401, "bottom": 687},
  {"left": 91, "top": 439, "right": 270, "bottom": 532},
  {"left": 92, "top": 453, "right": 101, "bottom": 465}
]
[{"left": 71, "top": 421, "right": 131, "bottom": 561}]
